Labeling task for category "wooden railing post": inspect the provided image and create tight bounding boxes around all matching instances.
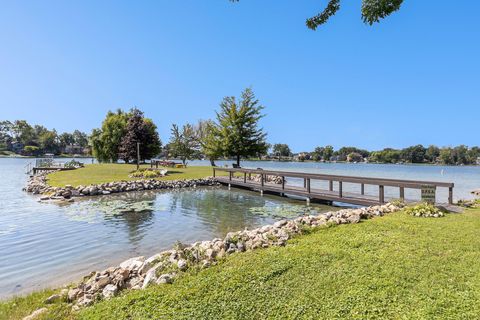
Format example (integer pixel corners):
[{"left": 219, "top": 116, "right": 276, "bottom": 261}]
[
  {"left": 303, "top": 178, "right": 307, "bottom": 189},
  {"left": 379, "top": 185, "right": 385, "bottom": 204},
  {"left": 282, "top": 176, "right": 285, "bottom": 190},
  {"left": 449, "top": 187, "right": 453, "bottom": 205},
  {"left": 329, "top": 180, "right": 333, "bottom": 192},
  {"left": 261, "top": 174, "right": 264, "bottom": 187},
  {"left": 307, "top": 178, "right": 311, "bottom": 194},
  {"left": 361, "top": 183, "right": 365, "bottom": 195},
  {"left": 243, "top": 172, "right": 246, "bottom": 183},
  {"left": 229, "top": 172, "right": 232, "bottom": 181},
  {"left": 213, "top": 168, "right": 216, "bottom": 177},
  {"left": 339, "top": 181, "right": 343, "bottom": 198},
  {"left": 400, "top": 187, "right": 405, "bottom": 200}
]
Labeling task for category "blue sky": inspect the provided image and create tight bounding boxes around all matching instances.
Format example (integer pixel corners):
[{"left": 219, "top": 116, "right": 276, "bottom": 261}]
[{"left": 0, "top": 1, "right": 479, "bottom": 152}]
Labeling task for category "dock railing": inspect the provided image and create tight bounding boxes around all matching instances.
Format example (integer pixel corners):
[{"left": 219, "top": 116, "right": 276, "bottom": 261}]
[{"left": 213, "top": 167, "right": 454, "bottom": 205}]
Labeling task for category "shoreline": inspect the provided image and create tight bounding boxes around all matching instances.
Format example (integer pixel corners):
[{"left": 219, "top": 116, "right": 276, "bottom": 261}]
[{"left": 4, "top": 201, "right": 402, "bottom": 311}]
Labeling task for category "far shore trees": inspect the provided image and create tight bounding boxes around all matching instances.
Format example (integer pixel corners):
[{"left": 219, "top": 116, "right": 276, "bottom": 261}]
[
  {"left": 211, "top": 88, "right": 268, "bottom": 167},
  {"left": 168, "top": 123, "right": 201, "bottom": 166},
  {"left": 273, "top": 144, "right": 292, "bottom": 160},
  {"left": 91, "top": 108, "right": 161, "bottom": 163}
]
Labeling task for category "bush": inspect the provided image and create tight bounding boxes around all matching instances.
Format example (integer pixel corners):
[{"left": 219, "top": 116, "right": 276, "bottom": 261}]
[
  {"left": 404, "top": 203, "right": 444, "bottom": 218},
  {"left": 129, "top": 168, "right": 162, "bottom": 179}
]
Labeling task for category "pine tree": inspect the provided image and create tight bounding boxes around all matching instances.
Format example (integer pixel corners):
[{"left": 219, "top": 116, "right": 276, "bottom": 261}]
[{"left": 214, "top": 88, "right": 268, "bottom": 167}]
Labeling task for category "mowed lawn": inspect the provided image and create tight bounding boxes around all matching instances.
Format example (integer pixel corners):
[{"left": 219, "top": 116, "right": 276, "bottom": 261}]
[
  {"left": 47, "top": 164, "right": 224, "bottom": 187},
  {"left": 2, "top": 209, "right": 479, "bottom": 320}
]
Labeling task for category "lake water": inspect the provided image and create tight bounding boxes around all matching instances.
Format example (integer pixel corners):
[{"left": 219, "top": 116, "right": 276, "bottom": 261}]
[
  {"left": 0, "top": 158, "right": 479, "bottom": 299},
  {"left": 0, "top": 158, "right": 333, "bottom": 299}
]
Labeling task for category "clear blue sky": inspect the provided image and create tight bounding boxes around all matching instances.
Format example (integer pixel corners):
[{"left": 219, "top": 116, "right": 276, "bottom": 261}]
[{"left": 0, "top": 1, "right": 479, "bottom": 152}]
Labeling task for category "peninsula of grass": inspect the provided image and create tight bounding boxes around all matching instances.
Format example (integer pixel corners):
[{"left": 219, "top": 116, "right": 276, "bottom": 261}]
[
  {"left": 47, "top": 164, "right": 225, "bottom": 187},
  {"left": 2, "top": 208, "right": 479, "bottom": 320}
]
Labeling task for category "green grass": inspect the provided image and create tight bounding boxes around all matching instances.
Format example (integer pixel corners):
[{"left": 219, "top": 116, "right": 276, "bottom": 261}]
[
  {"left": 47, "top": 164, "right": 224, "bottom": 187},
  {"left": 2, "top": 209, "right": 480, "bottom": 319}
]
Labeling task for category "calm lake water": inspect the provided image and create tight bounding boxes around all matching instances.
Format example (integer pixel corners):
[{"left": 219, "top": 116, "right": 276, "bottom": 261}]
[{"left": 0, "top": 158, "right": 479, "bottom": 299}]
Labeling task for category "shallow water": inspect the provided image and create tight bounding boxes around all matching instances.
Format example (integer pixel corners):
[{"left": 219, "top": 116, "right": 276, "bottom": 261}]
[
  {"left": 0, "top": 158, "right": 333, "bottom": 298},
  {"left": 0, "top": 158, "right": 478, "bottom": 299}
]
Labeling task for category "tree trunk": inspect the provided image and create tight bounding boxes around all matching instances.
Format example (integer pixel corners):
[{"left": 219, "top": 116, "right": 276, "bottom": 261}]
[
  {"left": 210, "top": 158, "right": 216, "bottom": 167},
  {"left": 236, "top": 155, "right": 240, "bottom": 167}
]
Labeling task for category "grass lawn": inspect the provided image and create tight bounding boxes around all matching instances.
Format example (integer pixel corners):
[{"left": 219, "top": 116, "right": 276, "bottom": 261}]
[
  {"left": 47, "top": 164, "right": 224, "bottom": 187},
  {"left": 2, "top": 208, "right": 479, "bottom": 319}
]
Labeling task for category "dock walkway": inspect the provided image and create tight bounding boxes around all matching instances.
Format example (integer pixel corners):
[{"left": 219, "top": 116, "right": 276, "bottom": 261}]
[{"left": 213, "top": 167, "right": 454, "bottom": 206}]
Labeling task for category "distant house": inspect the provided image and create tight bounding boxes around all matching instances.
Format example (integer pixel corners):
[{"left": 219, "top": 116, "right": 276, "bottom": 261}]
[
  {"left": 11, "top": 141, "right": 24, "bottom": 154},
  {"left": 477, "top": 157, "right": 480, "bottom": 165},
  {"left": 64, "top": 144, "right": 85, "bottom": 155}
]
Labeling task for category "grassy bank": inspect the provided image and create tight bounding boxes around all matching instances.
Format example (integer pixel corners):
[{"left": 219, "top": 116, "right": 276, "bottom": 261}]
[
  {"left": 2, "top": 208, "right": 479, "bottom": 319},
  {"left": 47, "top": 164, "right": 224, "bottom": 187}
]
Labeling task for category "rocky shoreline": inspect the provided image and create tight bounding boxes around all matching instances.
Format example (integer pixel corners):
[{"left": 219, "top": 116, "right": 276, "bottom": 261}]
[
  {"left": 40, "top": 202, "right": 401, "bottom": 311},
  {"left": 23, "top": 172, "right": 219, "bottom": 200}
]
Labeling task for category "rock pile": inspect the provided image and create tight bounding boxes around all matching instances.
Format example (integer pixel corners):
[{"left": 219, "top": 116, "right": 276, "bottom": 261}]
[
  {"left": 24, "top": 173, "right": 219, "bottom": 200},
  {"left": 249, "top": 174, "right": 284, "bottom": 184},
  {"left": 471, "top": 189, "right": 480, "bottom": 197},
  {"left": 65, "top": 202, "right": 401, "bottom": 309}
]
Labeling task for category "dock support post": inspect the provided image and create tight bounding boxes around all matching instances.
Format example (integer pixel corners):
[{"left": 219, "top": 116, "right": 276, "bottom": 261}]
[
  {"left": 339, "top": 181, "right": 343, "bottom": 198},
  {"left": 361, "top": 183, "right": 365, "bottom": 195},
  {"left": 243, "top": 172, "right": 246, "bottom": 183},
  {"left": 229, "top": 172, "right": 232, "bottom": 181},
  {"left": 379, "top": 185, "right": 385, "bottom": 204},
  {"left": 307, "top": 178, "right": 311, "bottom": 194},
  {"left": 400, "top": 187, "right": 405, "bottom": 200},
  {"left": 228, "top": 184, "right": 231, "bottom": 190},
  {"left": 282, "top": 176, "right": 285, "bottom": 190},
  {"left": 213, "top": 168, "right": 216, "bottom": 178},
  {"left": 306, "top": 198, "right": 310, "bottom": 205},
  {"left": 261, "top": 174, "right": 264, "bottom": 187},
  {"left": 449, "top": 187, "right": 453, "bottom": 205},
  {"left": 329, "top": 180, "right": 333, "bottom": 192},
  {"left": 260, "top": 190, "right": 263, "bottom": 196}
]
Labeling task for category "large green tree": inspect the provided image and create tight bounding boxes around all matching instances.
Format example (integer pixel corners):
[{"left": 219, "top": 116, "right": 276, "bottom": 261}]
[
  {"left": 91, "top": 110, "right": 130, "bottom": 162},
  {"left": 231, "top": 0, "right": 403, "bottom": 30},
  {"left": 213, "top": 88, "right": 268, "bottom": 166}
]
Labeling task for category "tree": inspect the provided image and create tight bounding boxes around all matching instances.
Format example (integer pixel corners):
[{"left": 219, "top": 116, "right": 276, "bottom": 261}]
[
  {"left": 401, "top": 145, "right": 426, "bottom": 163},
  {"left": 213, "top": 88, "right": 268, "bottom": 166},
  {"left": 323, "top": 145, "right": 334, "bottom": 161},
  {"left": 312, "top": 147, "right": 325, "bottom": 161},
  {"left": 425, "top": 145, "right": 440, "bottom": 163},
  {"left": 119, "top": 108, "right": 162, "bottom": 163},
  {"left": 273, "top": 143, "right": 292, "bottom": 160},
  {"left": 168, "top": 123, "right": 201, "bottom": 166},
  {"left": 0, "top": 121, "right": 13, "bottom": 150},
  {"left": 91, "top": 110, "right": 129, "bottom": 162},
  {"left": 439, "top": 148, "right": 454, "bottom": 165},
  {"left": 73, "top": 130, "right": 89, "bottom": 147},
  {"left": 231, "top": 0, "right": 403, "bottom": 30},
  {"left": 12, "top": 120, "right": 35, "bottom": 146},
  {"left": 38, "top": 129, "right": 59, "bottom": 154},
  {"left": 196, "top": 120, "right": 222, "bottom": 166},
  {"left": 58, "top": 132, "right": 75, "bottom": 150}
]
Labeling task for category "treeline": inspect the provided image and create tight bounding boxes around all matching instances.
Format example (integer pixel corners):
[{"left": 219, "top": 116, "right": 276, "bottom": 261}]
[
  {"left": 295, "top": 145, "right": 480, "bottom": 165},
  {"left": 0, "top": 120, "right": 89, "bottom": 156},
  {"left": 92, "top": 88, "right": 268, "bottom": 166}
]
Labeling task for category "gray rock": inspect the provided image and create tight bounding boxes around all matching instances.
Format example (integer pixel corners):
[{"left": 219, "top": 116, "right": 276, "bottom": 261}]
[
  {"left": 22, "top": 307, "right": 48, "bottom": 320},
  {"left": 102, "top": 284, "right": 118, "bottom": 299},
  {"left": 156, "top": 273, "right": 173, "bottom": 284}
]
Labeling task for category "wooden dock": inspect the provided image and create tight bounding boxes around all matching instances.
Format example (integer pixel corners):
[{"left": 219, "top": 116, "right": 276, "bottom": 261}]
[{"left": 213, "top": 168, "right": 454, "bottom": 206}]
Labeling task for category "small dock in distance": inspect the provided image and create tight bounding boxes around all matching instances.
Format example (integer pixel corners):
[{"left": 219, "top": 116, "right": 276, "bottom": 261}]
[{"left": 213, "top": 167, "right": 454, "bottom": 206}]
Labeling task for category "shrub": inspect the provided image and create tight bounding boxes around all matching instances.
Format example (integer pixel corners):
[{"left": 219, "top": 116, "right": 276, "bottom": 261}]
[
  {"left": 404, "top": 203, "right": 444, "bottom": 218},
  {"left": 64, "top": 160, "right": 84, "bottom": 168},
  {"left": 129, "top": 168, "right": 163, "bottom": 179}
]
